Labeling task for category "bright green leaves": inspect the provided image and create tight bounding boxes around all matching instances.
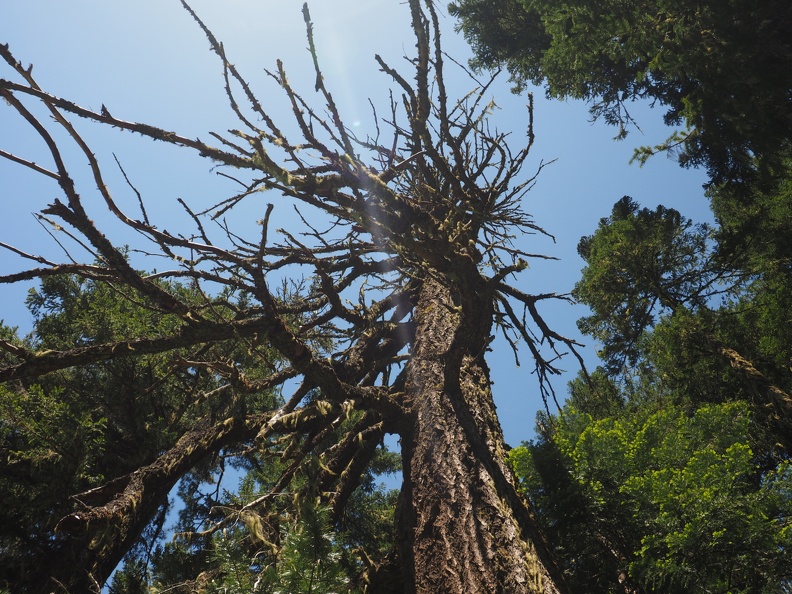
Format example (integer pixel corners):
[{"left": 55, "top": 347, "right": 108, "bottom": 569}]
[
  {"left": 506, "top": 445, "right": 533, "bottom": 496},
  {"left": 514, "top": 401, "right": 792, "bottom": 592},
  {"left": 609, "top": 405, "right": 758, "bottom": 571}
]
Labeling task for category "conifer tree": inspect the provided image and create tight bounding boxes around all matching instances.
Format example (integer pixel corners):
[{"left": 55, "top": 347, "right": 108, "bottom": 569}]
[{"left": 0, "top": 2, "right": 579, "bottom": 592}]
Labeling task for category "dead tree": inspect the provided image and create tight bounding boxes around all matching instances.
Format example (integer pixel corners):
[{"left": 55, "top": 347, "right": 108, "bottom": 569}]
[{"left": 0, "top": 1, "right": 581, "bottom": 592}]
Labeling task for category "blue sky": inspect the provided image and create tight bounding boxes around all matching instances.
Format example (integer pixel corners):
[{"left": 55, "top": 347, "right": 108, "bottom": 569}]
[{"left": 0, "top": 0, "right": 712, "bottom": 445}]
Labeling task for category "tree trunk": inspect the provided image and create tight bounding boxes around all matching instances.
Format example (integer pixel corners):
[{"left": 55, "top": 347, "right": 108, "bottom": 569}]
[{"left": 398, "top": 275, "right": 566, "bottom": 594}]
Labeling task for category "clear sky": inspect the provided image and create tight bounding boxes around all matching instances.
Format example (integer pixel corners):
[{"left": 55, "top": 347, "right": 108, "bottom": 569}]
[{"left": 0, "top": 0, "right": 712, "bottom": 445}]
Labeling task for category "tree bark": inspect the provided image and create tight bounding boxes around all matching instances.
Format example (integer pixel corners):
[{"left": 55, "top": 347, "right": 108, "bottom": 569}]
[{"left": 398, "top": 274, "right": 566, "bottom": 594}]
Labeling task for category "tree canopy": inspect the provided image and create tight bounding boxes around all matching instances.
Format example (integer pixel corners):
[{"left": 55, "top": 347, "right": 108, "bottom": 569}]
[
  {"left": 449, "top": 0, "right": 792, "bottom": 187},
  {"left": 512, "top": 181, "right": 792, "bottom": 591},
  {"left": 445, "top": 1, "right": 792, "bottom": 590},
  {"left": 513, "top": 395, "right": 792, "bottom": 593}
]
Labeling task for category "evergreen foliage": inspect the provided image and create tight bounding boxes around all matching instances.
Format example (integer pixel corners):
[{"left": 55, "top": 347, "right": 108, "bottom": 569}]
[
  {"left": 513, "top": 399, "right": 792, "bottom": 592},
  {"left": 450, "top": 0, "right": 792, "bottom": 186},
  {"left": 508, "top": 179, "right": 792, "bottom": 591}
]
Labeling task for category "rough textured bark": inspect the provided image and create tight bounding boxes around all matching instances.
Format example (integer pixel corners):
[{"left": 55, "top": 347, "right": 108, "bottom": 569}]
[{"left": 399, "top": 275, "right": 565, "bottom": 594}]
